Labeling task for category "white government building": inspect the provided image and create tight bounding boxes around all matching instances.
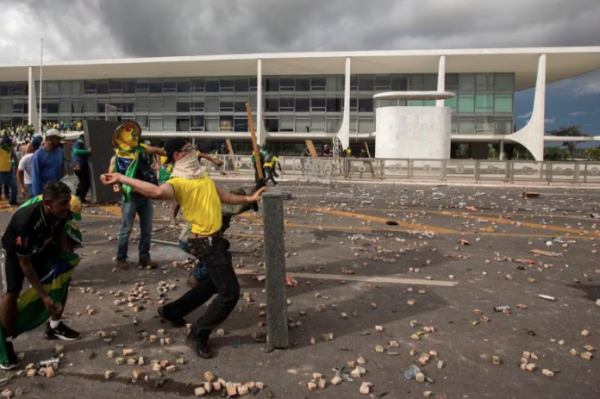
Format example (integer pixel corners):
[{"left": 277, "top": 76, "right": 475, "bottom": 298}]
[{"left": 1, "top": 47, "right": 600, "bottom": 160}]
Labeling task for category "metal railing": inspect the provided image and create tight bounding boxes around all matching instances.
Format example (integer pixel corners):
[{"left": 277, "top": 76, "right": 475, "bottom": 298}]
[{"left": 201, "top": 155, "right": 600, "bottom": 184}]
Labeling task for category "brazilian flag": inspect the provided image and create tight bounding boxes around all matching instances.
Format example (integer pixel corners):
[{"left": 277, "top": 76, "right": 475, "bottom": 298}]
[
  {"left": 0, "top": 252, "right": 80, "bottom": 364},
  {"left": 114, "top": 149, "right": 143, "bottom": 203}
]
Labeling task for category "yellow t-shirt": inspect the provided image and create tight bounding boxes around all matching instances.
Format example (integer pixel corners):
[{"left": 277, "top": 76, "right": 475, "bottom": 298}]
[
  {"left": 264, "top": 156, "right": 278, "bottom": 168},
  {"left": 167, "top": 176, "right": 222, "bottom": 235},
  {"left": 0, "top": 147, "right": 12, "bottom": 172}
]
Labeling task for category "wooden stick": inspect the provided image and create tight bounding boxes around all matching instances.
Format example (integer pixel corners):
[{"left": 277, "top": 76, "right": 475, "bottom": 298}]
[
  {"left": 226, "top": 139, "right": 237, "bottom": 171},
  {"left": 364, "top": 142, "right": 375, "bottom": 176},
  {"left": 305, "top": 140, "right": 319, "bottom": 159},
  {"left": 246, "top": 103, "right": 263, "bottom": 180}
]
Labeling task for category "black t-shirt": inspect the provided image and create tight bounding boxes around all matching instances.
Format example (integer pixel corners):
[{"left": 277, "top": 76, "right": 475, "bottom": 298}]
[{"left": 1, "top": 202, "right": 68, "bottom": 259}]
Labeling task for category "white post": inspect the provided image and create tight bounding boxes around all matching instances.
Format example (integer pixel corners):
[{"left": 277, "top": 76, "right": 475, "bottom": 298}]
[
  {"left": 257, "top": 59, "right": 264, "bottom": 145},
  {"left": 436, "top": 56, "right": 446, "bottom": 107},
  {"left": 38, "top": 38, "right": 43, "bottom": 134},
  {"left": 499, "top": 140, "right": 505, "bottom": 160},
  {"left": 336, "top": 57, "right": 351, "bottom": 148}
]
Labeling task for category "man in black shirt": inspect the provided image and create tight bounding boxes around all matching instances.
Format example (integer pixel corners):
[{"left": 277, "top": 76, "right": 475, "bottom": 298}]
[{"left": 0, "top": 181, "right": 80, "bottom": 369}]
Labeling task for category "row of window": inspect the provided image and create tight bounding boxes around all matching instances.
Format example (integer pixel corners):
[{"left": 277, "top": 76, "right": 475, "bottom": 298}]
[{"left": 0, "top": 73, "right": 515, "bottom": 98}]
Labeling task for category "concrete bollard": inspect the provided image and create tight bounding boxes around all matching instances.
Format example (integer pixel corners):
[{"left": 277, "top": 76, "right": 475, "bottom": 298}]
[{"left": 261, "top": 189, "right": 289, "bottom": 349}]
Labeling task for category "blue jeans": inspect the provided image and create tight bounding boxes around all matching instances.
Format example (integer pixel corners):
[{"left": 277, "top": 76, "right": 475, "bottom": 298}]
[
  {"left": 179, "top": 240, "right": 209, "bottom": 280},
  {"left": 117, "top": 196, "right": 153, "bottom": 261},
  {"left": 0, "top": 171, "right": 17, "bottom": 204}
]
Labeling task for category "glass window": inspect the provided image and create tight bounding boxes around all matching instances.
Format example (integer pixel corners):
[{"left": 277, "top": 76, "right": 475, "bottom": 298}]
[
  {"left": 163, "top": 82, "right": 176, "bottom": 93},
  {"left": 424, "top": 74, "right": 438, "bottom": 90},
  {"left": 149, "top": 118, "right": 162, "bottom": 131},
  {"left": 235, "top": 101, "right": 247, "bottom": 112},
  {"left": 136, "top": 116, "right": 148, "bottom": 128},
  {"left": 149, "top": 82, "right": 162, "bottom": 94},
  {"left": 377, "top": 99, "right": 396, "bottom": 108},
  {"left": 59, "top": 82, "right": 71, "bottom": 96},
  {"left": 458, "top": 94, "right": 475, "bottom": 113},
  {"left": 475, "top": 94, "right": 494, "bottom": 113},
  {"left": 249, "top": 93, "right": 257, "bottom": 109},
  {"left": 375, "top": 76, "right": 391, "bottom": 90},
  {"left": 109, "top": 81, "right": 122, "bottom": 94},
  {"left": 219, "top": 116, "right": 233, "bottom": 131},
  {"left": 476, "top": 74, "right": 494, "bottom": 91},
  {"left": 123, "top": 81, "right": 136, "bottom": 94},
  {"left": 279, "top": 115, "right": 293, "bottom": 131},
  {"left": 311, "top": 115, "right": 326, "bottom": 132},
  {"left": 280, "top": 98, "right": 294, "bottom": 111},
  {"left": 359, "top": 75, "right": 374, "bottom": 91},
  {"left": 326, "top": 117, "right": 341, "bottom": 132},
  {"left": 220, "top": 79, "right": 234, "bottom": 91},
  {"left": 220, "top": 100, "right": 234, "bottom": 112},
  {"left": 47, "top": 102, "right": 59, "bottom": 113},
  {"left": 295, "top": 78, "right": 310, "bottom": 91},
  {"left": 96, "top": 82, "right": 109, "bottom": 95},
  {"left": 446, "top": 74, "right": 459, "bottom": 89},
  {"left": 408, "top": 100, "right": 424, "bottom": 106},
  {"left": 348, "top": 76, "right": 358, "bottom": 90},
  {"left": 84, "top": 98, "right": 96, "bottom": 112},
  {"left": 494, "top": 94, "right": 513, "bottom": 113},
  {"left": 149, "top": 98, "right": 162, "bottom": 112},
  {"left": 135, "top": 97, "right": 149, "bottom": 112},
  {"left": 358, "top": 118, "right": 374, "bottom": 133},
  {"left": 265, "top": 78, "right": 279, "bottom": 92},
  {"left": 177, "top": 81, "right": 191, "bottom": 93},
  {"left": 0, "top": 100, "right": 11, "bottom": 113},
  {"left": 326, "top": 76, "right": 342, "bottom": 91},
  {"left": 459, "top": 74, "right": 476, "bottom": 92},
  {"left": 48, "top": 82, "right": 60, "bottom": 96},
  {"left": 72, "top": 99, "right": 83, "bottom": 113},
  {"left": 424, "top": 100, "right": 436, "bottom": 106},
  {"left": 391, "top": 75, "right": 408, "bottom": 91},
  {"left": 350, "top": 116, "right": 357, "bottom": 133},
  {"left": 164, "top": 116, "right": 176, "bottom": 130},
  {"left": 476, "top": 116, "right": 494, "bottom": 133},
  {"left": 206, "top": 98, "right": 219, "bottom": 112},
  {"left": 409, "top": 75, "right": 424, "bottom": 90},
  {"left": 249, "top": 77, "right": 257, "bottom": 91},
  {"left": 311, "top": 98, "right": 326, "bottom": 111},
  {"left": 265, "top": 118, "right": 278, "bottom": 132},
  {"left": 191, "top": 115, "right": 204, "bottom": 131},
  {"left": 59, "top": 98, "right": 70, "bottom": 112},
  {"left": 350, "top": 98, "right": 357, "bottom": 111},
  {"left": 206, "top": 117, "right": 219, "bottom": 131},
  {"left": 495, "top": 74, "right": 514, "bottom": 92},
  {"left": 12, "top": 102, "right": 24, "bottom": 113},
  {"left": 358, "top": 98, "right": 373, "bottom": 112},
  {"left": 451, "top": 115, "right": 457, "bottom": 133},
  {"left": 495, "top": 117, "right": 513, "bottom": 134},
  {"left": 458, "top": 116, "right": 475, "bottom": 134},
  {"left": 265, "top": 98, "right": 279, "bottom": 112},
  {"left": 0, "top": 84, "right": 10, "bottom": 96},
  {"left": 326, "top": 98, "right": 342, "bottom": 112},
  {"left": 136, "top": 81, "right": 149, "bottom": 93},
  {"left": 192, "top": 79, "right": 205, "bottom": 92},
  {"left": 295, "top": 118, "right": 310, "bottom": 132},
  {"left": 72, "top": 82, "right": 83, "bottom": 95},
  {"left": 296, "top": 98, "right": 309, "bottom": 112},
  {"left": 311, "top": 77, "right": 326, "bottom": 91},
  {"left": 234, "top": 78, "right": 249, "bottom": 92},
  {"left": 177, "top": 118, "right": 190, "bottom": 132},
  {"left": 205, "top": 79, "right": 219, "bottom": 92},
  {"left": 163, "top": 96, "right": 176, "bottom": 112},
  {"left": 191, "top": 101, "right": 204, "bottom": 112},
  {"left": 445, "top": 93, "right": 457, "bottom": 109},
  {"left": 122, "top": 102, "right": 134, "bottom": 113},
  {"left": 234, "top": 118, "right": 248, "bottom": 132}
]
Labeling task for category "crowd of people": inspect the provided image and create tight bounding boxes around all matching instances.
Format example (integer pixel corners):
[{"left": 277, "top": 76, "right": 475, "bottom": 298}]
[{"left": 0, "top": 121, "right": 268, "bottom": 369}]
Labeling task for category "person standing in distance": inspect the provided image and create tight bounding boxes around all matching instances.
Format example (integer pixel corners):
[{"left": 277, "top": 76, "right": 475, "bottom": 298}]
[
  {"left": 30, "top": 130, "right": 65, "bottom": 196},
  {"left": 71, "top": 134, "right": 92, "bottom": 204}
]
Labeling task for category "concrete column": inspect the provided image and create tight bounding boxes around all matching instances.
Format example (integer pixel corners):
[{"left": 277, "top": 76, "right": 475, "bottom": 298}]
[
  {"left": 336, "top": 57, "right": 351, "bottom": 148},
  {"left": 257, "top": 59, "right": 265, "bottom": 145},
  {"left": 503, "top": 54, "right": 546, "bottom": 161},
  {"left": 262, "top": 190, "right": 289, "bottom": 349},
  {"left": 499, "top": 140, "right": 505, "bottom": 160},
  {"left": 28, "top": 67, "right": 40, "bottom": 133},
  {"left": 436, "top": 56, "right": 446, "bottom": 107}
]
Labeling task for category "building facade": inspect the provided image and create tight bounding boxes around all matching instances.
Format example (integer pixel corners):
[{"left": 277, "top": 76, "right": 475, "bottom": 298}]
[{"left": 1, "top": 48, "right": 599, "bottom": 159}]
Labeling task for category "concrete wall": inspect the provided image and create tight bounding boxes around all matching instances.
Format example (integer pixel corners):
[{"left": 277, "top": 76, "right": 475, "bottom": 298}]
[{"left": 375, "top": 106, "right": 451, "bottom": 159}]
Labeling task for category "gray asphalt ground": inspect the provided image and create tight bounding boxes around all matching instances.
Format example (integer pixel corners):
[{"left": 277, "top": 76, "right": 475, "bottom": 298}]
[{"left": 0, "top": 179, "right": 598, "bottom": 399}]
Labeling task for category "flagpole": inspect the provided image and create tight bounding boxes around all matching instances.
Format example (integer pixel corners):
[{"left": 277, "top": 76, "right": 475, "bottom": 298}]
[{"left": 39, "top": 38, "right": 43, "bottom": 135}]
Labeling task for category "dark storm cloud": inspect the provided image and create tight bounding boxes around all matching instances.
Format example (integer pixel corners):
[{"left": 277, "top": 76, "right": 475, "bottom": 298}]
[{"left": 1, "top": 0, "right": 600, "bottom": 63}]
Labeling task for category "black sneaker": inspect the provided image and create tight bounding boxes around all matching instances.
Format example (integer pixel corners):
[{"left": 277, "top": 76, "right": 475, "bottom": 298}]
[
  {"left": 44, "top": 322, "right": 81, "bottom": 341},
  {"left": 0, "top": 342, "right": 19, "bottom": 370},
  {"left": 157, "top": 307, "right": 187, "bottom": 328},
  {"left": 185, "top": 334, "right": 214, "bottom": 359}
]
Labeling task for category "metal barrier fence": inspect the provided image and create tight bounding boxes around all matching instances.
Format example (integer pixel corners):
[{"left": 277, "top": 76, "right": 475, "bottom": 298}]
[{"left": 200, "top": 155, "right": 600, "bottom": 184}]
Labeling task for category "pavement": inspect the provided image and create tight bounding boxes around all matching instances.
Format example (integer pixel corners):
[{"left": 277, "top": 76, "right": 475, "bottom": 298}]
[{"left": 0, "top": 180, "right": 598, "bottom": 399}]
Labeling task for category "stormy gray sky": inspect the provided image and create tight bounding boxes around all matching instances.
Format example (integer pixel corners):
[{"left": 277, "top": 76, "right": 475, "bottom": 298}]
[{"left": 0, "top": 0, "right": 599, "bottom": 63}]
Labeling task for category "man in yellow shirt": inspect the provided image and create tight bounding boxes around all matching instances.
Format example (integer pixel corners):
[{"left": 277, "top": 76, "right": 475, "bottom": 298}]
[{"left": 100, "top": 138, "right": 265, "bottom": 359}]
